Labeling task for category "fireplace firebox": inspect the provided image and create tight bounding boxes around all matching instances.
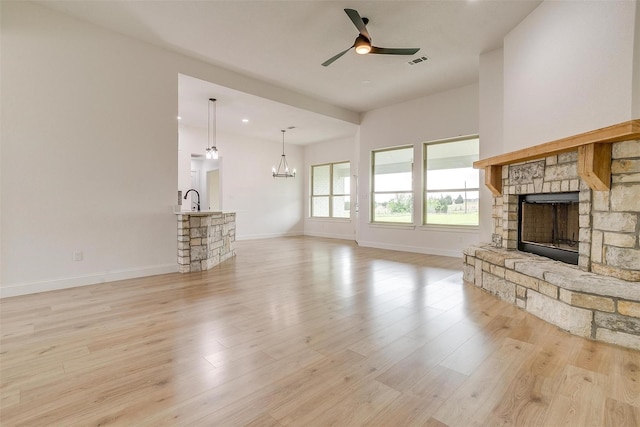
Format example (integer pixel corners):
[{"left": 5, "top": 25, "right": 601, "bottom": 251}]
[{"left": 518, "top": 192, "right": 579, "bottom": 265}]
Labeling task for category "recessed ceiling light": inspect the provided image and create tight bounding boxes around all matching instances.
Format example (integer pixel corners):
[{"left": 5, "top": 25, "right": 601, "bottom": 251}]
[
  {"left": 177, "top": 116, "right": 182, "bottom": 120},
  {"left": 242, "top": 118, "right": 249, "bottom": 123}
]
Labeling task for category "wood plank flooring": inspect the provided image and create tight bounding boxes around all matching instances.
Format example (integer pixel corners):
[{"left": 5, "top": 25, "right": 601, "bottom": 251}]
[{"left": 1, "top": 236, "right": 639, "bottom": 426}]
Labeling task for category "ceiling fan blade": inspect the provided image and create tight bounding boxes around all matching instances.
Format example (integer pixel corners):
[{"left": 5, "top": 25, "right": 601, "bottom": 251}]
[
  {"left": 321, "top": 45, "right": 354, "bottom": 67},
  {"left": 344, "top": 9, "right": 371, "bottom": 40},
  {"left": 370, "top": 46, "right": 420, "bottom": 56}
]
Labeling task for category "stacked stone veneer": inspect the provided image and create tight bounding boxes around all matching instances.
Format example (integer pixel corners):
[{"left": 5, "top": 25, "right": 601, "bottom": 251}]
[
  {"left": 177, "top": 212, "right": 236, "bottom": 273},
  {"left": 463, "top": 139, "right": 640, "bottom": 350},
  {"left": 463, "top": 245, "right": 640, "bottom": 350}
]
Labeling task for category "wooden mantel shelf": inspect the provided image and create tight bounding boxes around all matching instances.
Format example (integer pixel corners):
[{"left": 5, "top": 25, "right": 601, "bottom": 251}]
[{"left": 474, "top": 120, "right": 640, "bottom": 196}]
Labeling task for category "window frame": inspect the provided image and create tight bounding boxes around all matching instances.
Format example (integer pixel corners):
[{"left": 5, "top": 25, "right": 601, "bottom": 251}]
[
  {"left": 310, "top": 161, "right": 351, "bottom": 219},
  {"left": 422, "top": 135, "right": 480, "bottom": 228},
  {"left": 371, "top": 145, "right": 414, "bottom": 224}
]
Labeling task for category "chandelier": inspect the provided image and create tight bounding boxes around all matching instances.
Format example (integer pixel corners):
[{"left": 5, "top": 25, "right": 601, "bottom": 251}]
[{"left": 272, "top": 129, "right": 296, "bottom": 178}]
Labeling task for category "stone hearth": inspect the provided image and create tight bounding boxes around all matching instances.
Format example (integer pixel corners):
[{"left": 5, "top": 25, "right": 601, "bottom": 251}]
[{"left": 463, "top": 245, "right": 640, "bottom": 350}]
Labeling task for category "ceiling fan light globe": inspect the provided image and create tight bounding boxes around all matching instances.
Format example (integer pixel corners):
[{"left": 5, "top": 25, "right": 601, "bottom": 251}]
[{"left": 355, "top": 35, "right": 371, "bottom": 55}]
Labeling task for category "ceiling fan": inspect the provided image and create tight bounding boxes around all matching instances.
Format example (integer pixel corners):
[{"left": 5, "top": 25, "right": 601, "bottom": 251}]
[{"left": 321, "top": 8, "right": 420, "bottom": 67}]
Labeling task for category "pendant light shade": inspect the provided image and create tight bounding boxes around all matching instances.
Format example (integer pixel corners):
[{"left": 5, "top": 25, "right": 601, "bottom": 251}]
[
  {"left": 272, "top": 129, "right": 296, "bottom": 178},
  {"left": 206, "top": 98, "right": 219, "bottom": 160}
]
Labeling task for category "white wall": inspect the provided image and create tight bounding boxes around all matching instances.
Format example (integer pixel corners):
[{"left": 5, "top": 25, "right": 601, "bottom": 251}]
[
  {"left": 0, "top": 2, "right": 344, "bottom": 296},
  {"left": 220, "top": 132, "right": 304, "bottom": 240},
  {"left": 634, "top": 1, "right": 640, "bottom": 118},
  {"left": 178, "top": 124, "right": 205, "bottom": 196},
  {"left": 478, "top": 48, "right": 504, "bottom": 243},
  {"left": 504, "top": 0, "right": 637, "bottom": 150},
  {"left": 357, "top": 84, "right": 480, "bottom": 258},
  {"left": 1, "top": 1, "right": 179, "bottom": 296},
  {"left": 303, "top": 136, "right": 358, "bottom": 240}
]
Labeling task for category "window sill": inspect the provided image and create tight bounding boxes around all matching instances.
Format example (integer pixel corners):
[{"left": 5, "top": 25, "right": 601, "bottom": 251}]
[
  {"left": 368, "top": 222, "right": 416, "bottom": 230},
  {"left": 308, "top": 217, "right": 351, "bottom": 223},
  {"left": 418, "top": 224, "right": 479, "bottom": 233}
]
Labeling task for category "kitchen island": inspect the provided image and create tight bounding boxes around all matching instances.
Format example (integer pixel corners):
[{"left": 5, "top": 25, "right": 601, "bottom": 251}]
[{"left": 175, "top": 211, "right": 236, "bottom": 273}]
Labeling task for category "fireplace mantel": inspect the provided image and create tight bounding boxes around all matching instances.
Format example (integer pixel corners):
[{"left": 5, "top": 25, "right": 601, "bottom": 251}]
[{"left": 474, "top": 120, "right": 640, "bottom": 196}]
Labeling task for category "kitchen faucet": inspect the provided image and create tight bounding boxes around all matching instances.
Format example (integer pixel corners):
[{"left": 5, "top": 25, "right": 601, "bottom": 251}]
[{"left": 184, "top": 189, "right": 200, "bottom": 211}]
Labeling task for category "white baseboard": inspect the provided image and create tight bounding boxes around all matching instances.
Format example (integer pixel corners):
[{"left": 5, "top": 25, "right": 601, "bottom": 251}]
[
  {"left": 303, "top": 231, "right": 356, "bottom": 241},
  {"left": 356, "top": 240, "right": 463, "bottom": 258},
  {"left": 0, "top": 264, "right": 178, "bottom": 298},
  {"left": 236, "top": 231, "right": 303, "bottom": 241}
]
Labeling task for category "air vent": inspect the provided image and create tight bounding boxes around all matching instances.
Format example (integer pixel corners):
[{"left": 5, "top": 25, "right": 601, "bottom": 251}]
[{"left": 408, "top": 56, "right": 429, "bottom": 66}]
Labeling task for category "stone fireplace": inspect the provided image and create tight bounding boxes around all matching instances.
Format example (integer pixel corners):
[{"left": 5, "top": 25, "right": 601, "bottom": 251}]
[
  {"left": 463, "top": 121, "right": 640, "bottom": 350},
  {"left": 490, "top": 144, "right": 639, "bottom": 281}
]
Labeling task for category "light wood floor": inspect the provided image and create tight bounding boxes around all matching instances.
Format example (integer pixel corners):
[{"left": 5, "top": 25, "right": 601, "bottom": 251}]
[{"left": 1, "top": 237, "right": 639, "bottom": 426}]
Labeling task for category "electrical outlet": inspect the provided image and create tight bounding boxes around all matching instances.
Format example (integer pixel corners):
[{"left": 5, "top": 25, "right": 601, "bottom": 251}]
[{"left": 73, "top": 251, "right": 83, "bottom": 261}]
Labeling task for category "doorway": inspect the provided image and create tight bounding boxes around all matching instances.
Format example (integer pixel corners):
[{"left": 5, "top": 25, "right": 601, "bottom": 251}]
[
  {"left": 207, "top": 169, "right": 221, "bottom": 211},
  {"left": 189, "top": 157, "right": 221, "bottom": 211}
]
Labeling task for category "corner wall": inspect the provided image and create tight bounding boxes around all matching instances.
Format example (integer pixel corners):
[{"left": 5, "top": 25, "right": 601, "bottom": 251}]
[
  {"left": 503, "top": 0, "right": 637, "bottom": 151},
  {"left": 478, "top": 48, "right": 504, "bottom": 243}
]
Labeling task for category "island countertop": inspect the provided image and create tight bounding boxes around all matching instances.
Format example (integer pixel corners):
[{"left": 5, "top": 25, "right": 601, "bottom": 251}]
[{"left": 174, "top": 210, "right": 226, "bottom": 216}]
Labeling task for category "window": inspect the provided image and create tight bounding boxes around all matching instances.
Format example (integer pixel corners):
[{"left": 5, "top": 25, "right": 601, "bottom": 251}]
[
  {"left": 424, "top": 136, "right": 479, "bottom": 226},
  {"left": 311, "top": 162, "right": 350, "bottom": 218},
  {"left": 372, "top": 146, "right": 413, "bottom": 223}
]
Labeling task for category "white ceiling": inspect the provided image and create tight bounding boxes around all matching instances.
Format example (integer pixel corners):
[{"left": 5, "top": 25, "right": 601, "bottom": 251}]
[
  {"left": 178, "top": 74, "right": 359, "bottom": 145},
  {"left": 37, "top": 0, "right": 541, "bottom": 145}
]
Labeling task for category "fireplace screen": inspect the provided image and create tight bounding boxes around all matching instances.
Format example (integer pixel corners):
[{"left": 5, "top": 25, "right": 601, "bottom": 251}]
[{"left": 518, "top": 192, "right": 579, "bottom": 265}]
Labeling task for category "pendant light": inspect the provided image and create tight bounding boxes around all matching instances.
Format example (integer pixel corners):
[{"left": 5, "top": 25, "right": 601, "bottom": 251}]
[
  {"left": 205, "top": 98, "right": 219, "bottom": 160},
  {"left": 272, "top": 129, "right": 296, "bottom": 178}
]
